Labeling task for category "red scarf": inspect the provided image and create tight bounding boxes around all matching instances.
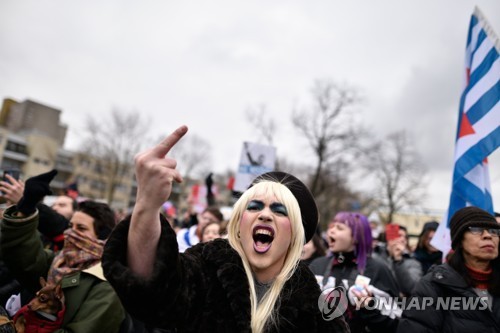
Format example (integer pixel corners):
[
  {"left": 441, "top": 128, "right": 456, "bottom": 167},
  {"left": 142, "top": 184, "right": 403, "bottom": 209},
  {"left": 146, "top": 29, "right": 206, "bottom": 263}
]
[
  {"left": 466, "top": 264, "right": 492, "bottom": 290},
  {"left": 47, "top": 228, "right": 105, "bottom": 284}
]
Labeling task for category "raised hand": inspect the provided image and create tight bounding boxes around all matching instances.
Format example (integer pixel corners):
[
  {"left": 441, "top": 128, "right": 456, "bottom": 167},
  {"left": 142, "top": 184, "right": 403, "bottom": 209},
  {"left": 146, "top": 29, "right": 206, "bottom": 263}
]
[
  {"left": 133, "top": 125, "right": 188, "bottom": 212},
  {"left": 387, "top": 239, "right": 405, "bottom": 261},
  {"left": 0, "top": 174, "right": 25, "bottom": 204},
  {"left": 127, "top": 126, "right": 188, "bottom": 278},
  {"left": 18, "top": 170, "right": 58, "bottom": 216}
]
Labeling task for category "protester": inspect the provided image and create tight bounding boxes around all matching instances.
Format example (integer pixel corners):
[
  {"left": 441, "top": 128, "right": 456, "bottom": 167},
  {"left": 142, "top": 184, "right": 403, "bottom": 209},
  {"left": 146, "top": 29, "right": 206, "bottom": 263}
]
[
  {"left": 102, "top": 126, "right": 349, "bottom": 333},
  {"left": 309, "top": 212, "right": 400, "bottom": 332},
  {"left": 301, "top": 233, "right": 326, "bottom": 266},
  {"left": 373, "top": 225, "right": 422, "bottom": 296},
  {"left": 50, "top": 195, "right": 77, "bottom": 220},
  {"left": 397, "top": 206, "right": 500, "bottom": 332},
  {"left": 176, "top": 206, "right": 223, "bottom": 252},
  {"left": 200, "top": 221, "right": 221, "bottom": 243},
  {"left": 1, "top": 170, "right": 125, "bottom": 333},
  {"left": 413, "top": 221, "right": 442, "bottom": 274}
]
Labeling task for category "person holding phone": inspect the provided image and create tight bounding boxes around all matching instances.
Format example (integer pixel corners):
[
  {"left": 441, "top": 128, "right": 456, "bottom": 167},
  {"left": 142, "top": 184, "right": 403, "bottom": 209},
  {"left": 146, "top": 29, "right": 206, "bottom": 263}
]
[
  {"left": 374, "top": 224, "right": 422, "bottom": 296},
  {"left": 0, "top": 171, "right": 24, "bottom": 210}
]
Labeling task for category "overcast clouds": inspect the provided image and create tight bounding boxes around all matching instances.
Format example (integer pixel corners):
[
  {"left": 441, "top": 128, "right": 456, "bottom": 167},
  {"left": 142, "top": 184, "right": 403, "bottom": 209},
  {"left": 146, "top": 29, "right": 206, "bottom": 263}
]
[{"left": 1, "top": 0, "right": 499, "bottom": 212}]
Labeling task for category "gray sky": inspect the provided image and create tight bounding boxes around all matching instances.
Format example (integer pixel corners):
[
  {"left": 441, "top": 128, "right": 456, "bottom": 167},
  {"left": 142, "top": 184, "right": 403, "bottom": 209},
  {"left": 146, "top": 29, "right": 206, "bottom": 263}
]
[{"left": 1, "top": 0, "right": 499, "bottom": 212}]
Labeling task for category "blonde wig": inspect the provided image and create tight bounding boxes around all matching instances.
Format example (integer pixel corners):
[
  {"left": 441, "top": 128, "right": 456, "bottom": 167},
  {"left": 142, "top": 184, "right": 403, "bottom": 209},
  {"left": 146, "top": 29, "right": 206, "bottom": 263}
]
[{"left": 227, "top": 180, "right": 306, "bottom": 333}]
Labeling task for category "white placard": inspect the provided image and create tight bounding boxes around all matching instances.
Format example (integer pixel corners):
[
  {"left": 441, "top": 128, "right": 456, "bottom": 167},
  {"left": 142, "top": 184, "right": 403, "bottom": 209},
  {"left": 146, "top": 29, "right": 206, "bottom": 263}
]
[{"left": 233, "top": 142, "right": 276, "bottom": 192}]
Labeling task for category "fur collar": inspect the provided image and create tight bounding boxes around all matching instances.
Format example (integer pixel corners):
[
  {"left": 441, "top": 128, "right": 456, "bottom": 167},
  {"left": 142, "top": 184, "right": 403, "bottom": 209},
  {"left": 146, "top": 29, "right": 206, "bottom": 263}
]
[{"left": 199, "top": 239, "right": 324, "bottom": 331}]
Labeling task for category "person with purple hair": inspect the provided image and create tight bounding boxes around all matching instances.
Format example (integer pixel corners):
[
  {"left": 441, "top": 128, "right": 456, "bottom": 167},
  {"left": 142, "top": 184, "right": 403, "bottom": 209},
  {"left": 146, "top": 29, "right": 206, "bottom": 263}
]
[{"left": 309, "top": 212, "right": 400, "bottom": 332}]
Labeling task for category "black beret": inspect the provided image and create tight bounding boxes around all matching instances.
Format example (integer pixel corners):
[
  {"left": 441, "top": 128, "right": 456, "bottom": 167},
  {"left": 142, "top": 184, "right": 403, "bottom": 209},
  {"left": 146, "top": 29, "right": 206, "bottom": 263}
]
[{"left": 250, "top": 171, "right": 319, "bottom": 242}]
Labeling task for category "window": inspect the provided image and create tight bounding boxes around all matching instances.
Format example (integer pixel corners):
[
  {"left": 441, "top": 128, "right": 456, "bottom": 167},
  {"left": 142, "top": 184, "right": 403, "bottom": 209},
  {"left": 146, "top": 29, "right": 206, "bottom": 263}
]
[{"left": 5, "top": 141, "right": 27, "bottom": 154}]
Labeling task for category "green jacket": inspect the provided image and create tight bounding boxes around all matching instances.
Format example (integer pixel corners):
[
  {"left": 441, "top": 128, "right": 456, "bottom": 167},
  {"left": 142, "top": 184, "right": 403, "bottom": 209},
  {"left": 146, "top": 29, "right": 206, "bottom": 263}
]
[{"left": 0, "top": 206, "right": 125, "bottom": 333}]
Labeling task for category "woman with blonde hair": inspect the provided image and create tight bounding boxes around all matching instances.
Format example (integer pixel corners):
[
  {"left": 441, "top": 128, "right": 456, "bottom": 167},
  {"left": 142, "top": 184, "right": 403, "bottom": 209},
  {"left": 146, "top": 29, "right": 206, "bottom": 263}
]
[{"left": 102, "top": 126, "right": 348, "bottom": 333}]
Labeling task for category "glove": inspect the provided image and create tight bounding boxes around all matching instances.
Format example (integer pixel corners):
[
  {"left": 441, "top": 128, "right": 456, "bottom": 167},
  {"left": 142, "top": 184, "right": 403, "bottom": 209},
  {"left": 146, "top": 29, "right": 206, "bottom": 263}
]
[{"left": 17, "top": 169, "right": 58, "bottom": 216}]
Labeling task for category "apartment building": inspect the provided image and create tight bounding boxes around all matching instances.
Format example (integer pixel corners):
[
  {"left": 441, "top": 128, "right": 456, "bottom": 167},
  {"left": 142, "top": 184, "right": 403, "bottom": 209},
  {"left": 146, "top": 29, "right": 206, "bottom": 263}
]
[{"left": 0, "top": 98, "right": 135, "bottom": 209}]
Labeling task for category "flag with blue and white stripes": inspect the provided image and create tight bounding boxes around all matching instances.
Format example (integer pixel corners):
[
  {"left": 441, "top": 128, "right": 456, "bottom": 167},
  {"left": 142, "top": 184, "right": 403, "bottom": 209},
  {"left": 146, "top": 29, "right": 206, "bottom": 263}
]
[{"left": 432, "top": 7, "right": 500, "bottom": 255}]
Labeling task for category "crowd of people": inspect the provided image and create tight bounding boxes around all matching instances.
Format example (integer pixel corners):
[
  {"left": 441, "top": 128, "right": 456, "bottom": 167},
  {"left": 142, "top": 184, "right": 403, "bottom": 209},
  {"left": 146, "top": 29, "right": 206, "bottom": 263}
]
[{"left": 0, "top": 125, "right": 498, "bottom": 332}]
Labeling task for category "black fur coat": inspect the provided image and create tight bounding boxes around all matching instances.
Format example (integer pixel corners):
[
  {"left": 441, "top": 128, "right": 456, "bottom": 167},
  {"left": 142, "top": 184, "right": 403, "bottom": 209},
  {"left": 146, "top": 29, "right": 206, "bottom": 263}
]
[{"left": 102, "top": 216, "right": 349, "bottom": 333}]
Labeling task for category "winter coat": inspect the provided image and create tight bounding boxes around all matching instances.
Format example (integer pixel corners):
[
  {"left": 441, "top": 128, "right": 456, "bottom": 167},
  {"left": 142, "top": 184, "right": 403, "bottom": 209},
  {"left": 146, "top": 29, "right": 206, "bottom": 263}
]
[
  {"left": 0, "top": 206, "right": 125, "bottom": 333},
  {"left": 309, "top": 253, "right": 400, "bottom": 297},
  {"left": 372, "top": 247, "right": 422, "bottom": 296},
  {"left": 397, "top": 263, "right": 500, "bottom": 333},
  {"left": 102, "top": 216, "right": 349, "bottom": 333},
  {"left": 413, "top": 248, "right": 441, "bottom": 275},
  {"left": 309, "top": 253, "right": 400, "bottom": 333},
  {"left": 0, "top": 260, "right": 21, "bottom": 307}
]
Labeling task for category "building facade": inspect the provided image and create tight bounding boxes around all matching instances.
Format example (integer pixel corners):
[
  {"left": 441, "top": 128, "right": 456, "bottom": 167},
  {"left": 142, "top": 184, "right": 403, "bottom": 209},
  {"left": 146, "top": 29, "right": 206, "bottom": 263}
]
[{"left": 0, "top": 98, "right": 136, "bottom": 209}]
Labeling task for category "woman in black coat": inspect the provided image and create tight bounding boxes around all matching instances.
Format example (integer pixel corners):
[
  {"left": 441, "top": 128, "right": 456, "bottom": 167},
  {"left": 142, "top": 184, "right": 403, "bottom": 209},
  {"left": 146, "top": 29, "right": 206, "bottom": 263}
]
[
  {"left": 397, "top": 206, "right": 500, "bottom": 332},
  {"left": 309, "top": 212, "right": 400, "bottom": 332},
  {"left": 102, "top": 126, "right": 348, "bottom": 333}
]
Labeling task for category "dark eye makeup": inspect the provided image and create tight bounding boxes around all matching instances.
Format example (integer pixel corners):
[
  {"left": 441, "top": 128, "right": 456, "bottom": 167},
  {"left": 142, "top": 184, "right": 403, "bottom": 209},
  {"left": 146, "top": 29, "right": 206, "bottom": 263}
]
[
  {"left": 246, "top": 200, "right": 288, "bottom": 216},
  {"left": 270, "top": 203, "right": 288, "bottom": 216},
  {"left": 247, "top": 200, "right": 264, "bottom": 211}
]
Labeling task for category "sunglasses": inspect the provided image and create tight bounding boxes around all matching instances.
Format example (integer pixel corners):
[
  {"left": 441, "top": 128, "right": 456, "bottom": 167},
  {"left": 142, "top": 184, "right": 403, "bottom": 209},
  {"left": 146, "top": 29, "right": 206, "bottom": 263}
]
[{"left": 467, "top": 226, "right": 500, "bottom": 237}]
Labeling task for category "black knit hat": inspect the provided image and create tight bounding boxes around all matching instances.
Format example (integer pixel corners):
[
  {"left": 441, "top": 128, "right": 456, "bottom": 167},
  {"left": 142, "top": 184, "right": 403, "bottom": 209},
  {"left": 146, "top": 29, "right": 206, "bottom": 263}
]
[
  {"left": 450, "top": 206, "right": 499, "bottom": 249},
  {"left": 250, "top": 171, "right": 318, "bottom": 242}
]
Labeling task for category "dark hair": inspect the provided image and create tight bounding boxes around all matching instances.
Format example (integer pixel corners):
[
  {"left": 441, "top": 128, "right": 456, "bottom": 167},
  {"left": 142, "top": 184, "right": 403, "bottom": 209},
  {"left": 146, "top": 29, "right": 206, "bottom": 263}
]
[
  {"left": 203, "top": 206, "right": 224, "bottom": 222},
  {"left": 416, "top": 221, "right": 439, "bottom": 251},
  {"left": 77, "top": 201, "right": 115, "bottom": 240},
  {"left": 448, "top": 244, "right": 500, "bottom": 296}
]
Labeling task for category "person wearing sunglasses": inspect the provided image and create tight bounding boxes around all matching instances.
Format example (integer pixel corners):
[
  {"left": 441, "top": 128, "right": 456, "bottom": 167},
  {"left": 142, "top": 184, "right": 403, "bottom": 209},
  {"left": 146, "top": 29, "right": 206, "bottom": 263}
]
[{"left": 397, "top": 206, "right": 500, "bottom": 333}]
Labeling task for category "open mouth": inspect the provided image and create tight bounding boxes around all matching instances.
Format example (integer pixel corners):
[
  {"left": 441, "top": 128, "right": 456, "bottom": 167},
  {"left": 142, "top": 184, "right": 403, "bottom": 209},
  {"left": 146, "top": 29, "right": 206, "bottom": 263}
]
[{"left": 253, "top": 225, "right": 275, "bottom": 254}]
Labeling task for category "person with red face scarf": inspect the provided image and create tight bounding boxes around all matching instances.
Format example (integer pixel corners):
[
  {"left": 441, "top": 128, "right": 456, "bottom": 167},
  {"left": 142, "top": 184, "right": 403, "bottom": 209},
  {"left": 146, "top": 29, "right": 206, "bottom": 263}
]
[{"left": 0, "top": 171, "right": 124, "bottom": 333}]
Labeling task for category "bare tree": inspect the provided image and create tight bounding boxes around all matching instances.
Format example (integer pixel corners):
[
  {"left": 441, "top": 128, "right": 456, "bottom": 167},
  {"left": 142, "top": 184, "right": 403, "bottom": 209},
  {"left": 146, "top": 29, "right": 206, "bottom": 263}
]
[
  {"left": 363, "top": 131, "right": 427, "bottom": 224},
  {"left": 245, "top": 104, "right": 276, "bottom": 146},
  {"left": 81, "top": 109, "right": 151, "bottom": 205},
  {"left": 292, "top": 79, "right": 364, "bottom": 196},
  {"left": 169, "top": 133, "right": 213, "bottom": 180}
]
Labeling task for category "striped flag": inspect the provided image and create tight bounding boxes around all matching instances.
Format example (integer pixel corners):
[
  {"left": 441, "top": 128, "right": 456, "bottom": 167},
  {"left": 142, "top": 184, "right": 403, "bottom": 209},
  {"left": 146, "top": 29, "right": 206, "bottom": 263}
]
[{"left": 432, "top": 7, "right": 500, "bottom": 255}]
